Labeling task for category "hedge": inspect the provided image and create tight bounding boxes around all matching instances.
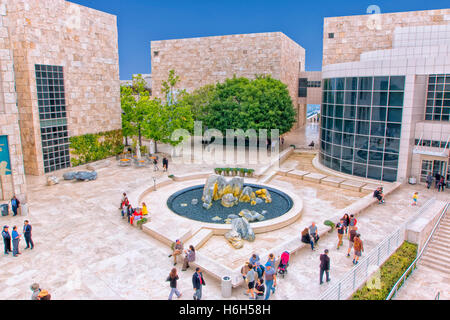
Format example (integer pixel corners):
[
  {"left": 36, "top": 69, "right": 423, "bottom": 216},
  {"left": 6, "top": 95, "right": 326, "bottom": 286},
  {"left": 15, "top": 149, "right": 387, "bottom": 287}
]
[
  {"left": 352, "top": 241, "right": 418, "bottom": 300},
  {"left": 69, "top": 129, "right": 124, "bottom": 167}
]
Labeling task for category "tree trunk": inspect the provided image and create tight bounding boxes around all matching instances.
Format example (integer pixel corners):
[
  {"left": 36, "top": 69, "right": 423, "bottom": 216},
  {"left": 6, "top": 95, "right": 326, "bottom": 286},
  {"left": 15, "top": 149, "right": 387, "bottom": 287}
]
[
  {"left": 138, "top": 124, "right": 142, "bottom": 147},
  {"left": 155, "top": 140, "right": 158, "bottom": 154}
]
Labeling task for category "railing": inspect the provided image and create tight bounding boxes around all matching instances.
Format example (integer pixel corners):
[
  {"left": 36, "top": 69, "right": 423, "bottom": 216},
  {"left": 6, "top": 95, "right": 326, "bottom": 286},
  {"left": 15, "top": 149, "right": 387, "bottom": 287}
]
[
  {"left": 319, "top": 198, "right": 436, "bottom": 300},
  {"left": 386, "top": 202, "right": 449, "bottom": 300}
]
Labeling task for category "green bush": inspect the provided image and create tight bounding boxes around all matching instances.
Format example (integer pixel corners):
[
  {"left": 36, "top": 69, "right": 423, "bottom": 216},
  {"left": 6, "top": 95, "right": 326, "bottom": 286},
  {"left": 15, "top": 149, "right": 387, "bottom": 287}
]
[
  {"left": 352, "top": 241, "right": 418, "bottom": 300},
  {"left": 324, "top": 220, "right": 335, "bottom": 230},
  {"left": 69, "top": 129, "right": 124, "bottom": 167}
]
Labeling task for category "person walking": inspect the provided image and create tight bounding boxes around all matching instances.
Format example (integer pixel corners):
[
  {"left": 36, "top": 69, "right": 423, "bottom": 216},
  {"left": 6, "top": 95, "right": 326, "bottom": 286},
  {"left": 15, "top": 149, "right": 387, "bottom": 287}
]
[
  {"left": 347, "top": 227, "right": 358, "bottom": 258},
  {"left": 23, "top": 220, "right": 34, "bottom": 250},
  {"left": 167, "top": 268, "right": 182, "bottom": 300},
  {"left": 435, "top": 172, "right": 441, "bottom": 189},
  {"left": 11, "top": 226, "right": 21, "bottom": 257},
  {"left": 320, "top": 249, "right": 331, "bottom": 285},
  {"left": 438, "top": 176, "right": 445, "bottom": 192},
  {"left": 163, "top": 157, "right": 169, "bottom": 172},
  {"left": 336, "top": 219, "right": 345, "bottom": 250},
  {"left": 426, "top": 173, "right": 433, "bottom": 189},
  {"left": 192, "top": 267, "right": 206, "bottom": 301},
  {"left": 353, "top": 234, "right": 364, "bottom": 265},
  {"left": 348, "top": 215, "right": 358, "bottom": 233},
  {"left": 254, "top": 278, "right": 265, "bottom": 300},
  {"left": 412, "top": 192, "right": 419, "bottom": 206},
  {"left": 10, "top": 196, "right": 20, "bottom": 216},
  {"left": 264, "top": 263, "right": 277, "bottom": 300},
  {"left": 245, "top": 264, "right": 256, "bottom": 299},
  {"left": 169, "top": 239, "right": 184, "bottom": 266},
  {"left": 2, "top": 225, "right": 11, "bottom": 255},
  {"left": 309, "top": 222, "right": 320, "bottom": 245},
  {"left": 342, "top": 214, "right": 350, "bottom": 237},
  {"left": 182, "top": 245, "right": 196, "bottom": 271},
  {"left": 30, "top": 283, "right": 41, "bottom": 300}
]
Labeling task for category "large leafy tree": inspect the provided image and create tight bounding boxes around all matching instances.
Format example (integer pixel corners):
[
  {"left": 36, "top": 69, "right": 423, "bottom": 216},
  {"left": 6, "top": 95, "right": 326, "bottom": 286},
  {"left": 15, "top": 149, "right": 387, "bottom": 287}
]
[
  {"left": 201, "top": 75, "right": 296, "bottom": 137},
  {"left": 120, "top": 74, "right": 152, "bottom": 146},
  {"left": 142, "top": 70, "right": 194, "bottom": 152}
]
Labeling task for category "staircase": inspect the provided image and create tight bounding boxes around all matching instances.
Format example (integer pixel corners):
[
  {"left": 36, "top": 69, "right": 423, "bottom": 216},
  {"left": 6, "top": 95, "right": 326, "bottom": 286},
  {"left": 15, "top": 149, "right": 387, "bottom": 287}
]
[{"left": 420, "top": 209, "right": 450, "bottom": 274}]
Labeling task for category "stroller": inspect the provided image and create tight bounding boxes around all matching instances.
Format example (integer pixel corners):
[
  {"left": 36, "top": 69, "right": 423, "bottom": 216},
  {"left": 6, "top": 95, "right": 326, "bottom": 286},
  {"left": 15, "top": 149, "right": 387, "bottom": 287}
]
[{"left": 277, "top": 251, "right": 290, "bottom": 278}]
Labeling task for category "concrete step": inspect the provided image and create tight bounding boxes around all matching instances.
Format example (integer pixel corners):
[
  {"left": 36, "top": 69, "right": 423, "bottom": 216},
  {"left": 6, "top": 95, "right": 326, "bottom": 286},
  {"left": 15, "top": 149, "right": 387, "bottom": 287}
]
[
  {"left": 426, "top": 247, "right": 450, "bottom": 261},
  {"left": 434, "top": 235, "right": 450, "bottom": 244},
  {"left": 427, "top": 242, "right": 450, "bottom": 251},
  {"left": 439, "top": 225, "right": 450, "bottom": 232},
  {"left": 424, "top": 251, "right": 450, "bottom": 265},
  {"left": 420, "top": 259, "right": 449, "bottom": 274},
  {"left": 187, "top": 228, "right": 214, "bottom": 250}
]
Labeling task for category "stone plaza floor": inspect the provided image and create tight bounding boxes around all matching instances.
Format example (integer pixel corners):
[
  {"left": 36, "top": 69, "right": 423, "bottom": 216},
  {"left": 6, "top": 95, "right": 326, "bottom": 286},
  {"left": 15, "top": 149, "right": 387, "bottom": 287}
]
[{"left": 0, "top": 125, "right": 448, "bottom": 300}]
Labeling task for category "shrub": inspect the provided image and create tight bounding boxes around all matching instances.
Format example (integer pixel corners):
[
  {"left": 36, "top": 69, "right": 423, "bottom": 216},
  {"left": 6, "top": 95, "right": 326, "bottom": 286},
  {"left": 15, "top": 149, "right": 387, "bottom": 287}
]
[
  {"left": 69, "top": 129, "right": 124, "bottom": 167},
  {"left": 324, "top": 220, "right": 335, "bottom": 230},
  {"left": 352, "top": 241, "right": 418, "bottom": 300}
]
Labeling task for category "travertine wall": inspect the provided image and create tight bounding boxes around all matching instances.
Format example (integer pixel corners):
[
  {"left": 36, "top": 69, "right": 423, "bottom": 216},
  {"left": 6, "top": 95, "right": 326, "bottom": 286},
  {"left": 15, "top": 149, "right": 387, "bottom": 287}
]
[
  {"left": 4, "top": 0, "right": 121, "bottom": 175},
  {"left": 0, "top": 1, "right": 26, "bottom": 201},
  {"left": 323, "top": 9, "right": 450, "bottom": 66},
  {"left": 151, "top": 32, "right": 305, "bottom": 127}
]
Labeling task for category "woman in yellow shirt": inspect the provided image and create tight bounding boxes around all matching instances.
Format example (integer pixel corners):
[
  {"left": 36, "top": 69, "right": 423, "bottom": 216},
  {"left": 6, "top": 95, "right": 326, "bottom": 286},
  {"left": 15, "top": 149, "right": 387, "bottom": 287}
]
[{"left": 142, "top": 202, "right": 149, "bottom": 216}]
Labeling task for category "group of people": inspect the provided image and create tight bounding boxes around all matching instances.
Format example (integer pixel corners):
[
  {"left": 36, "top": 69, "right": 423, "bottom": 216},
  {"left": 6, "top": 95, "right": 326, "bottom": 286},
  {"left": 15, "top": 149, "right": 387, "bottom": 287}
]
[
  {"left": 301, "top": 222, "right": 320, "bottom": 251},
  {"left": 426, "top": 172, "right": 447, "bottom": 192},
  {"left": 166, "top": 239, "right": 200, "bottom": 300},
  {"left": 119, "top": 193, "right": 149, "bottom": 225},
  {"left": 30, "top": 283, "right": 51, "bottom": 300},
  {"left": 240, "top": 253, "right": 278, "bottom": 300},
  {"left": 152, "top": 156, "right": 169, "bottom": 172},
  {"left": 2, "top": 220, "right": 34, "bottom": 257}
]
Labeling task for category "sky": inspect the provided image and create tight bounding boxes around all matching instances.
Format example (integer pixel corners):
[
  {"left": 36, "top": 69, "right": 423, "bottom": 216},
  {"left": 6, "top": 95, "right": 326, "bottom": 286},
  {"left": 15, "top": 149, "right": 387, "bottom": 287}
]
[{"left": 69, "top": 0, "right": 450, "bottom": 80}]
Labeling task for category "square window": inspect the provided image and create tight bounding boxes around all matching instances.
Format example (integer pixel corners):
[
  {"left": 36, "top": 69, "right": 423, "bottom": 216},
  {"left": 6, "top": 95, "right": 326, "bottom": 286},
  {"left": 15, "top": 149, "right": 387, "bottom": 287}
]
[
  {"left": 369, "top": 151, "right": 383, "bottom": 166},
  {"left": 359, "top": 77, "right": 373, "bottom": 91},
  {"left": 333, "top": 118, "right": 343, "bottom": 131},
  {"left": 332, "top": 145, "right": 342, "bottom": 158},
  {"left": 370, "top": 137, "right": 385, "bottom": 152},
  {"left": 390, "top": 76, "right": 405, "bottom": 91},
  {"left": 341, "top": 161, "right": 353, "bottom": 174},
  {"left": 331, "top": 157, "right": 341, "bottom": 171},
  {"left": 333, "top": 132, "right": 343, "bottom": 145},
  {"left": 371, "top": 122, "right": 386, "bottom": 137},
  {"left": 345, "top": 91, "right": 358, "bottom": 105},
  {"left": 342, "top": 134, "right": 354, "bottom": 147},
  {"left": 343, "top": 120, "right": 355, "bottom": 133},
  {"left": 357, "top": 107, "right": 371, "bottom": 120},
  {"left": 372, "top": 107, "right": 387, "bottom": 121},
  {"left": 358, "top": 91, "right": 372, "bottom": 106},
  {"left": 373, "top": 92, "right": 388, "bottom": 106},
  {"left": 336, "top": 92, "right": 345, "bottom": 104},
  {"left": 336, "top": 78, "right": 345, "bottom": 91},
  {"left": 346, "top": 77, "right": 358, "bottom": 91},
  {"left": 385, "top": 138, "right": 400, "bottom": 153},
  {"left": 356, "top": 121, "right": 370, "bottom": 135},
  {"left": 374, "top": 77, "right": 389, "bottom": 91},
  {"left": 367, "top": 166, "right": 382, "bottom": 180},
  {"left": 344, "top": 105, "right": 356, "bottom": 119},
  {"left": 354, "top": 135, "right": 369, "bottom": 150},
  {"left": 386, "top": 123, "right": 401, "bottom": 138},
  {"left": 353, "top": 163, "right": 367, "bottom": 178},
  {"left": 389, "top": 92, "right": 404, "bottom": 106},
  {"left": 388, "top": 108, "right": 403, "bottom": 122},
  {"left": 328, "top": 33, "right": 334, "bottom": 39},
  {"left": 382, "top": 168, "right": 397, "bottom": 182},
  {"left": 335, "top": 105, "right": 344, "bottom": 118},
  {"left": 341, "top": 147, "right": 354, "bottom": 161}
]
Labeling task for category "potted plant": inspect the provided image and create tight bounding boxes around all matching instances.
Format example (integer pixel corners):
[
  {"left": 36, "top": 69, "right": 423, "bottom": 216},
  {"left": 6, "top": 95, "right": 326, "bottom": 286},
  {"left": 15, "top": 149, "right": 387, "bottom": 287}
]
[
  {"left": 225, "top": 168, "right": 231, "bottom": 176},
  {"left": 247, "top": 169, "right": 255, "bottom": 177},
  {"left": 324, "top": 220, "right": 335, "bottom": 233},
  {"left": 239, "top": 168, "right": 246, "bottom": 177},
  {"left": 216, "top": 168, "right": 223, "bottom": 176},
  {"left": 136, "top": 218, "right": 148, "bottom": 230},
  {"left": 232, "top": 168, "right": 238, "bottom": 176}
]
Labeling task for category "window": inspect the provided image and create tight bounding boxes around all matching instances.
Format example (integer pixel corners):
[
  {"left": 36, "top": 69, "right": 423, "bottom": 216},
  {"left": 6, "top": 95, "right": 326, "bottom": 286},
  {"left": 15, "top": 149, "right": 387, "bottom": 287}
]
[
  {"left": 425, "top": 74, "right": 450, "bottom": 121},
  {"left": 35, "top": 64, "right": 70, "bottom": 173},
  {"left": 319, "top": 76, "right": 405, "bottom": 182},
  {"left": 298, "top": 78, "right": 307, "bottom": 97},
  {"left": 328, "top": 33, "right": 334, "bottom": 39}
]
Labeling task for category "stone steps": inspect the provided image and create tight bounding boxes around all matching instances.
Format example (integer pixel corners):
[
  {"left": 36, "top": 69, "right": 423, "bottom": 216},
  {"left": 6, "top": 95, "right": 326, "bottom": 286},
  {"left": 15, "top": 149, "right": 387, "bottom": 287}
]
[
  {"left": 186, "top": 228, "right": 214, "bottom": 250},
  {"left": 420, "top": 258, "right": 449, "bottom": 274},
  {"left": 425, "top": 247, "right": 450, "bottom": 261}
]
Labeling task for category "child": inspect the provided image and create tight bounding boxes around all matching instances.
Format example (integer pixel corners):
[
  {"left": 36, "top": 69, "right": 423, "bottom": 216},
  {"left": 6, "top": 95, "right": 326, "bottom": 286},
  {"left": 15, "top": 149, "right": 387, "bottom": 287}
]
[{"left": 412, "top": 192, "right": 418, "bottom": 206}]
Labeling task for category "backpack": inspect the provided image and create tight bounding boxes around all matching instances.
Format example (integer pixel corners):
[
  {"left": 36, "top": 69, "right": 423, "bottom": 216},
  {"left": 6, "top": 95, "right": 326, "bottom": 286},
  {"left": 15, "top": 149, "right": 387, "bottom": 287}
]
[{"left": 257, "top": 265, "right": 265, "bottom": 278}]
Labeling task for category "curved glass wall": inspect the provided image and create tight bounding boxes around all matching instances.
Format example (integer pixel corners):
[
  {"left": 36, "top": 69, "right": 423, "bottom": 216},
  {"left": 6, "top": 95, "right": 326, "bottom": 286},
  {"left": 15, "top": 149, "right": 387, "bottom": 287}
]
[{"left": 319, "top": 76, "right": 405, "bottom": 182}]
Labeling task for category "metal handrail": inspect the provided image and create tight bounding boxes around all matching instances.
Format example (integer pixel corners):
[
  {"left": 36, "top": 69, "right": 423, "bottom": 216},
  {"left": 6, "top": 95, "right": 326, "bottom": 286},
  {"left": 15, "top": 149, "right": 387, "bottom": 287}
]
[
  {"left": 319, "top": 198, "right": 436, "bottom": 300},
  {"left": 386, "top": 202, "right": 449, "bottom": 300}
]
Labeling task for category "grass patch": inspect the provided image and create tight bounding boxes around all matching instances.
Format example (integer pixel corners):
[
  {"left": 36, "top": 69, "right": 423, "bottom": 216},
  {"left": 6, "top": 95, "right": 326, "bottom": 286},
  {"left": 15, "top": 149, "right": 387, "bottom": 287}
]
[{"left": 352, "top": 241, "right": 418, "bottom": 300}]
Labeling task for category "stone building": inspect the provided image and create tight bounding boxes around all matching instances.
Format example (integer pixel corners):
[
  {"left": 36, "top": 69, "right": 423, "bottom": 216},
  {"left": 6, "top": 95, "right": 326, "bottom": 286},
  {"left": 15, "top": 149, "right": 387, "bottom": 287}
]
[
  {"left": 0, "top": 0, "right": 120, "bottom": 201},
  {"left": 319, "top": 9, "right": 450, "bottom": 183},
  {"left": 151, "top": 32, "right": 309, "bottom": 128}
]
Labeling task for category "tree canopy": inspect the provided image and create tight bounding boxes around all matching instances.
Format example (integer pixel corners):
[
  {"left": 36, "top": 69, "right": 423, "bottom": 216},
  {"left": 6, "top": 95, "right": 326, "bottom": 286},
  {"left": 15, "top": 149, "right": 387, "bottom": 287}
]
[{"left": 180, "top": 75, "right": 296, "bottom": 136}]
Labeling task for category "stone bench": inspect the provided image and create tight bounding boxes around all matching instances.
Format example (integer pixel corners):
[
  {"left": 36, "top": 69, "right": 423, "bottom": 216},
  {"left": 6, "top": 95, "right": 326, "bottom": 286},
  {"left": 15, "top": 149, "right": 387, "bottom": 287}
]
[
  {"left": 191, "top": 253, "right": 242, "bottom": 288},
  {"left": 303, "top": 173, "right": 328, "bottom": 183},
  {"left": 321, "top": 176, "right": 346, "bottom": 188},
  {"left": 286, "top": 170, "right": 309, "bottom": 180},
  {"left": 340, "top": 180, "right": 366, "bottom": 192}
]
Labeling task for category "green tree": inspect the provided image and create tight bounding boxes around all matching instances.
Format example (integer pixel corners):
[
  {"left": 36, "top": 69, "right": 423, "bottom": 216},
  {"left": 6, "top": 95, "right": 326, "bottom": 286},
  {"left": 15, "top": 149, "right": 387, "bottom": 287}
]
[
  {"left": 141, "top": 70, "right": 194, "bottom": 152},
  {"left": 120, "top": 74, "right": 152, "bottom": 147},
  {"left": 202, "top": 75, "right": 296, "bottom": 137},
  {"left": 179, "top": 84, "right": 216, "bottom": 123}
]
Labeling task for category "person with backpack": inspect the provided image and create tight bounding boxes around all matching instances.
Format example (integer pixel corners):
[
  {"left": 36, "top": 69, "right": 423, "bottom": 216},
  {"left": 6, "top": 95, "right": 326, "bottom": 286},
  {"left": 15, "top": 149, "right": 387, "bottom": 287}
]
[
  {"left": 347, "top": 227, "right": 358, "bottom": 258},
  {"left": 353, "top": 234, "right": 364, "bottom": 265}
]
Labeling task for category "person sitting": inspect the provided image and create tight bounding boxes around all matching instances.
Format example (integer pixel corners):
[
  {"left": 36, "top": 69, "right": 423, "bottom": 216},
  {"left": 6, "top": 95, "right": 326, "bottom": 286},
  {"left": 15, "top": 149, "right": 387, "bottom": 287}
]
[
  {"left": 131, "top": 207, "right": 143, "bottom": 225},
  {"left": 301, "top": 228, "right": 315, "bottom": 251},
  {"left": 182, "top": 245, "right": 196, "bottom": 271},
  {"left": 141, "top": 202, "right": 149, "bottom": 216},
  {"left": 373, "top": 187, "right": 385, "bottom": 204},
  {"left": 309, "top": 222, "right": 320, "bottom": 245},
  {"left": 249, "top": 254, "right": 260, "bottom": 266},
  {"left": 119, "top": 193, "right": 129, "bottom": 210},
  {"left": 254, "top": 278, "right": 265, "bottom": 300},
  {"left": 169, "top": 239, "right": 184, "bottom": 266}
]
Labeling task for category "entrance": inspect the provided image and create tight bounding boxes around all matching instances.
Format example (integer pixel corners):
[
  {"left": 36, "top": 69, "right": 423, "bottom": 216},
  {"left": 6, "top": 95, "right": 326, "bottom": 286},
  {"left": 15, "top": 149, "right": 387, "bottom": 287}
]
[{"left": 421, "top": 159, "right": 448, "bottom": 183}]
